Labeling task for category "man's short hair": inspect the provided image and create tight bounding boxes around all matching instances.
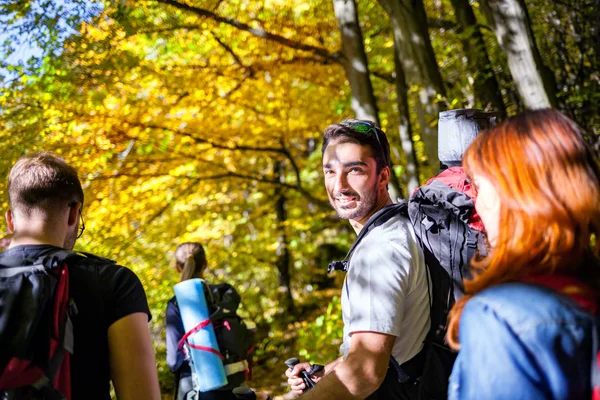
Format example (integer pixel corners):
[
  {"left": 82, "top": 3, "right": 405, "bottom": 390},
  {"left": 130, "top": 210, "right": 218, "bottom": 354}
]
[
  {"left": 8, "top": 152, "right": 84, "bottom": 215},
  {"left": 322, "top": 119, "right": 391, "bottom": 172}
]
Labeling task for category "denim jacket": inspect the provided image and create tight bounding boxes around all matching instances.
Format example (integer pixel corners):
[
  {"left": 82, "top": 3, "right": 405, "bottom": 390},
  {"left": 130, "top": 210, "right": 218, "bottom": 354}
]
[{"left": 449, "top": 282, "right": 595, "bottom": 399}]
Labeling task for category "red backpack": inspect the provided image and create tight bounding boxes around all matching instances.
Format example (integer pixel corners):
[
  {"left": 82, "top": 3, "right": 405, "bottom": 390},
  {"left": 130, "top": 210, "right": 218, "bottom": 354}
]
[{"left": 0, "top": 250, "right": 82, "bottom": 400}]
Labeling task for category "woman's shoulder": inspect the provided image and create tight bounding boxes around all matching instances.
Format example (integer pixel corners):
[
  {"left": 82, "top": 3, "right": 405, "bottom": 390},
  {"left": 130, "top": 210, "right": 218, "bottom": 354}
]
[{"left": 463, "top": 282, "right": 594, "bottom": 333}]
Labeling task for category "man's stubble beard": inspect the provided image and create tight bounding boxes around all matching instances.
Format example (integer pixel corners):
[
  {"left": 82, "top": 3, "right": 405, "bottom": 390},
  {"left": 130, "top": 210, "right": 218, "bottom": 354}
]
[
  {"left": 63, "top": 226, "right": 77, "bottom": 250},
  {"left": 331, "top": 182, "right": 379, "bottom": 221}
]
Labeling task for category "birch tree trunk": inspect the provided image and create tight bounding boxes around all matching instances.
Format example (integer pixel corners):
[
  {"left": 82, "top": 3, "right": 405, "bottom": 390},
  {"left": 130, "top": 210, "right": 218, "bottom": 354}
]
[
  {"left": 393, "top": 37, "right": 420, "bottom": 195},
  {"left": 333, "top": 0, "right": 403, "bottom": 201},
  {"left": 377, "top": 0, "right": 446, "bottom": 171},
  {"left": 451, "top": 0, "right": 507, "bottom": 119},
  {"left": 333, "top": 0, "right": 379, "bottom": 122},
  {"left": 481, "top": 0, "right": 557, "bottom": 109}
]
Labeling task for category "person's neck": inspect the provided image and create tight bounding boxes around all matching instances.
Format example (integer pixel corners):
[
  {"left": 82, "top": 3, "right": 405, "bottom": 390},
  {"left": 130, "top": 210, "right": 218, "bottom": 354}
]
[
  {"left": 349, "top": 193, "right": 393, "bottom": 234},
  {"left": 8, "top": 231, "right": 65, "bottom": 249}
]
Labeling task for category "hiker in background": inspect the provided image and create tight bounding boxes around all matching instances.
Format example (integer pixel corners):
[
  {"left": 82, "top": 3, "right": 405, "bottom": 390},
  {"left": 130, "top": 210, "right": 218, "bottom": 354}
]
[
  {"left": 447, "top": 109, "right": 600, "bottom": 399},
  {"left": 0, "top": 152, "right": 160, "bottom": 400},
  {"left": 166, "top": 242, "right": 253, "bottom": 400}
]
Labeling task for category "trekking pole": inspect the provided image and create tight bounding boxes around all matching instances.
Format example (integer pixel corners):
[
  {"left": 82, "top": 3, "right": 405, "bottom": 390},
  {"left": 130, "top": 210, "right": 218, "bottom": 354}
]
[
  {"left": 232, "top": 387, "right": 273, "bottom": 400},
  {"left": 285, "top": 357, "right": 317, "bottom": 392}
]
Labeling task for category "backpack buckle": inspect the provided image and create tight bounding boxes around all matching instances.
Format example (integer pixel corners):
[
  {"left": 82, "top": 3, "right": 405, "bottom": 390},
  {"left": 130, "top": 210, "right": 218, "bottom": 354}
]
[{"left": 327, "top": 260, "right": 348, "bottom": 274}]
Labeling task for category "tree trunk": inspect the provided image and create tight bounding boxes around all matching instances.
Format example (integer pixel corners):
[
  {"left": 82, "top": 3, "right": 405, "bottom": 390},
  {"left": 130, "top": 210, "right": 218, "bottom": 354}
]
[
  {"left": 481, "top": 0, "right": 557, "bottom": 109},
  {"left": 333, "top": 0, "right": 403, "bottom": 201},
  {"left": 393, "top": 37, "right": 420, "bottom": 195},
  {"left": 274, "top": 161, "right": 295, "bottom": 315},
  {"left": 333, "top": 0, "right": 379, "bottom": 121},
  {"left": 450, "top": 0, "right": 507, "bottom": 119},
  {"left": 377, "top": 0, "right": 447, "bottom": 171}
]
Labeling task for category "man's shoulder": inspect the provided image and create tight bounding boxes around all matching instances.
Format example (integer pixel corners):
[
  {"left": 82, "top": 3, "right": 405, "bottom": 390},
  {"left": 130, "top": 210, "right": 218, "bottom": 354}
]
[
  {"left": 68, "top": 252, "right": 142, "bottom": 297},
  {"left": 350, "top": 210, "right": 423, "bottom": 274},
  {"left": 359, "top": 211, "right": 413, "bottom": 248},
  {"left": 68, "top": 251, "right": 117, "bottom": 271}
]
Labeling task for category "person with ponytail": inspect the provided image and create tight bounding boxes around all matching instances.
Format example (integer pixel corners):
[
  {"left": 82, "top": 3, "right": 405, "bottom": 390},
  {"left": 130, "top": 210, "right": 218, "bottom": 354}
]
[
  {"left": 446, "top": 108, "right": 600, "bottom": 399},
  {"left": 166, "top": 243, "right": 239, "bottom": 400}
]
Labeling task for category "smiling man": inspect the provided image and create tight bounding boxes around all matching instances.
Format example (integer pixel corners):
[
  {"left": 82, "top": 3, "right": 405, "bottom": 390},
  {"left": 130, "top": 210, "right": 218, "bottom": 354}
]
[{"left": 286, "top": 120, "right": 431, "bottom": 399}]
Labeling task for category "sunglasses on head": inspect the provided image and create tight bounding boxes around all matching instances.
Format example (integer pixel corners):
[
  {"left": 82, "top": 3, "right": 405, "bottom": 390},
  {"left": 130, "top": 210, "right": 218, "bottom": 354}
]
[{"left": 340, "top": 120, "right": 390, "bottom": 167}]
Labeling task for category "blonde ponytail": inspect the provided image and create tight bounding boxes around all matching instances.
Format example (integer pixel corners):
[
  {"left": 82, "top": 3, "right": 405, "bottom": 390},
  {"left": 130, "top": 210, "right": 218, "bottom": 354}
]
[{"left": 174, "top": 242, "right": 207, "bottom": 282}]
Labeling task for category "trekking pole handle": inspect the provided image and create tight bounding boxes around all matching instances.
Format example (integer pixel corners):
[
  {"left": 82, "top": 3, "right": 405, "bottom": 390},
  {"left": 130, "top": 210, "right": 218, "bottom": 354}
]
[{"left": 285, "top": 357, "right": 316, "bottom": 391}]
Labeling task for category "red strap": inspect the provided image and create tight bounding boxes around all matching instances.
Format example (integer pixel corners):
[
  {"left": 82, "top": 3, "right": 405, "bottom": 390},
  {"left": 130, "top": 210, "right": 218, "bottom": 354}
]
[
  {"left": 52, "top": 263, "right": 71, "bottom": 400},
  {"left": 177, "top": 319, "right": 225, "bottom": 361},
  {"left": 178, "top": 318, "right": 213, "bottom": 350},
  {"left": 187, "top": 344, "right": 225, "bottom": 361},
  {"left": 523, "top": 274, "right": 598, "bottom": 314}
]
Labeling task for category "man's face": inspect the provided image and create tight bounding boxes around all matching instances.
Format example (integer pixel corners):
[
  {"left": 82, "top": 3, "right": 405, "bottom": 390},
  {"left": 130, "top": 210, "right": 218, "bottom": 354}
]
[{"left": 322, "top": 139, "right": 383, "bottom": 221}]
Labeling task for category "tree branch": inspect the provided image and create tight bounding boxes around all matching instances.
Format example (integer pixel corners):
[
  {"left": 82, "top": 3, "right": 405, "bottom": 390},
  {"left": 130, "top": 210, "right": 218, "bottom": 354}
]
[
  {"left": 91, "top": 170, "right": 330, "bottom": 208},
  {"left": 114, "top": 177, "right": 202, "bottom": 253},
  {"left": 155, "top": 0, "right": 342, "bottom": 63},
  {"left": 126, "top": 121, "right": 289, "bottom": 155},
  {"left": 372, "top": 70, "right": 395, "bottom": 83},
  {"left": 133, "top": 24, "right": 203, "bottom": 35},
  {"left": 211, "top": 32, "right": 251, "bottom": 74}
]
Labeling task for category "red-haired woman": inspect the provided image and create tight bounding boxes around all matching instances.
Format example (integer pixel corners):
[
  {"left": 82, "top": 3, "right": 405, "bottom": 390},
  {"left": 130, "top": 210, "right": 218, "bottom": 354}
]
[{"left": 447, "top": 109, "right": 600, "bottom": 399}]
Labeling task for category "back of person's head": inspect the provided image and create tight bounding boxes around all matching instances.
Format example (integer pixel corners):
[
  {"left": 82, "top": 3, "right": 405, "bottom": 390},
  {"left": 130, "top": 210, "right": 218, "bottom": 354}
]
[
  {"left": 322, "top": 119, "right": 391, "bottom": 173},
  {"left": 8, "top": 152, "right": 84, "bottom": 218},
  {"left": 447, "top": 108, "right": 600, "bottom": 348},
  {"left": 174, "top": 242, "right": 207, "bottom": 282}
]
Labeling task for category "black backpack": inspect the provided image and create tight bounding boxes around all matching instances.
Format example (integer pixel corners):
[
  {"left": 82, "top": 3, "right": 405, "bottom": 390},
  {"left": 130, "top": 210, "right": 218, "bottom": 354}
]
[
  {"left": 0, "top": 250, "right": 109, "bottom": 400},
  {"left": 203, "top": 283, "right": 255, "bottom": 388},
  {"left": 328, "top": 168, "right": 486, "bottom": 399}
]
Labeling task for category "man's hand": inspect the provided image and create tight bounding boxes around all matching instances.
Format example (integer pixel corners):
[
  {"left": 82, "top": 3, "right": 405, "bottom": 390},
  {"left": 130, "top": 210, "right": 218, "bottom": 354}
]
[
  {"left": 297, "top": 332, "right": 395, "bottom": 399},
  {"left": 285, "top": 362, "right": 326, "bottom": 397}
]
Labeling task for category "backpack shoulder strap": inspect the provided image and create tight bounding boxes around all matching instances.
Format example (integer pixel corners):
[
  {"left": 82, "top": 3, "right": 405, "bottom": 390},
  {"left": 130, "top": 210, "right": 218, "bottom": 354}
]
[{"left": 328, "top": 202, "right": 408, "bottom": 273}]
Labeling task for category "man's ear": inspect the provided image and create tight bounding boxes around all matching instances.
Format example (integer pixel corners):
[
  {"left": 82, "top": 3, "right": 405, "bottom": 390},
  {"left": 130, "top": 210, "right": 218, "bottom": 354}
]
[
  {"left": 5, "top": 210, "right": 14, "bottom": 233},
  {"left": 67, "top": 202, "right": 81, "bottom": 226},
  {"left": 379, "top": 166, "right": 391, "bottom": 188}
]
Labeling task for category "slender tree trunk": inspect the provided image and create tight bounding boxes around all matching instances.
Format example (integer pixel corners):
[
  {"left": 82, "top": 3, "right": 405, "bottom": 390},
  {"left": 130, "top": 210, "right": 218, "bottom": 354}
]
[
  {"left": 393, "top": 38, "right": 420, "bottom": 195},
  {"left": 377, "top": 0, "right": 447, "bottom": 171},
  {"left": 274, "top": 161, "right": 295, "bottom": 315},
  {"left": 450, "top": 0, "right": 507, "bottom": 119},
  {"left": 481, "top": 0, "right": 557, "bottom": 109},
  {"left": 333, "top": 0, "right": 403, "bottom": 201},
  {"left": 333, "top": 0, "right": 379, "bottom": 121}
]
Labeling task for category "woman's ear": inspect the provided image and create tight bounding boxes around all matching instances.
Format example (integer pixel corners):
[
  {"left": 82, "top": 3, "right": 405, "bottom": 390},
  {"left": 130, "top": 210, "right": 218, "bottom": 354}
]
[{"left": 175, "top": 263, "right": 183, "bottom": 273}]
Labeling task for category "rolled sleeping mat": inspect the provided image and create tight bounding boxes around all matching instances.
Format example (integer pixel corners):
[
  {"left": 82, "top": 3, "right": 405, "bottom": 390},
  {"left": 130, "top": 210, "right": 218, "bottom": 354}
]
[
  {"left": 174, "top": 279, "right": 227, "bottom": 392},
  {"left": 438, "top": 109, "right": 496, "bottom": 170}
]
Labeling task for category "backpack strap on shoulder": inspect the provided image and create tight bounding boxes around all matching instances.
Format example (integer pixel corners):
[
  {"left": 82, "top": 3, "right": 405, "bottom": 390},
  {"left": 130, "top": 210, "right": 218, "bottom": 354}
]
[{"left": 327, "top": 202, "right": 408, "bottom": 274}]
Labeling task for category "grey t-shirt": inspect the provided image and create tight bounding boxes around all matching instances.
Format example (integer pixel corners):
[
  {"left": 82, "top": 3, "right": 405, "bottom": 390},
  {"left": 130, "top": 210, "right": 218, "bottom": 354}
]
[{"left": 340, "top": 212, "right": 430, "bottom": 364}]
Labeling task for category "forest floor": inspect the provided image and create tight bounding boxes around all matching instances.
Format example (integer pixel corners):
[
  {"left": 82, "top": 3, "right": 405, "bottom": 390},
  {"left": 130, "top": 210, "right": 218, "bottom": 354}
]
[{"left": 251, "top": 287, "right": 341, "bottom": 399}]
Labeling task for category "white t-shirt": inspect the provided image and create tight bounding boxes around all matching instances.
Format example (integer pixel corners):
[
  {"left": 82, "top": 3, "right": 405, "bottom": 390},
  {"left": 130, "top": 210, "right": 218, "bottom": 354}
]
[{"left": 340, "top": 212, "right": 430, "bottom": 364}]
